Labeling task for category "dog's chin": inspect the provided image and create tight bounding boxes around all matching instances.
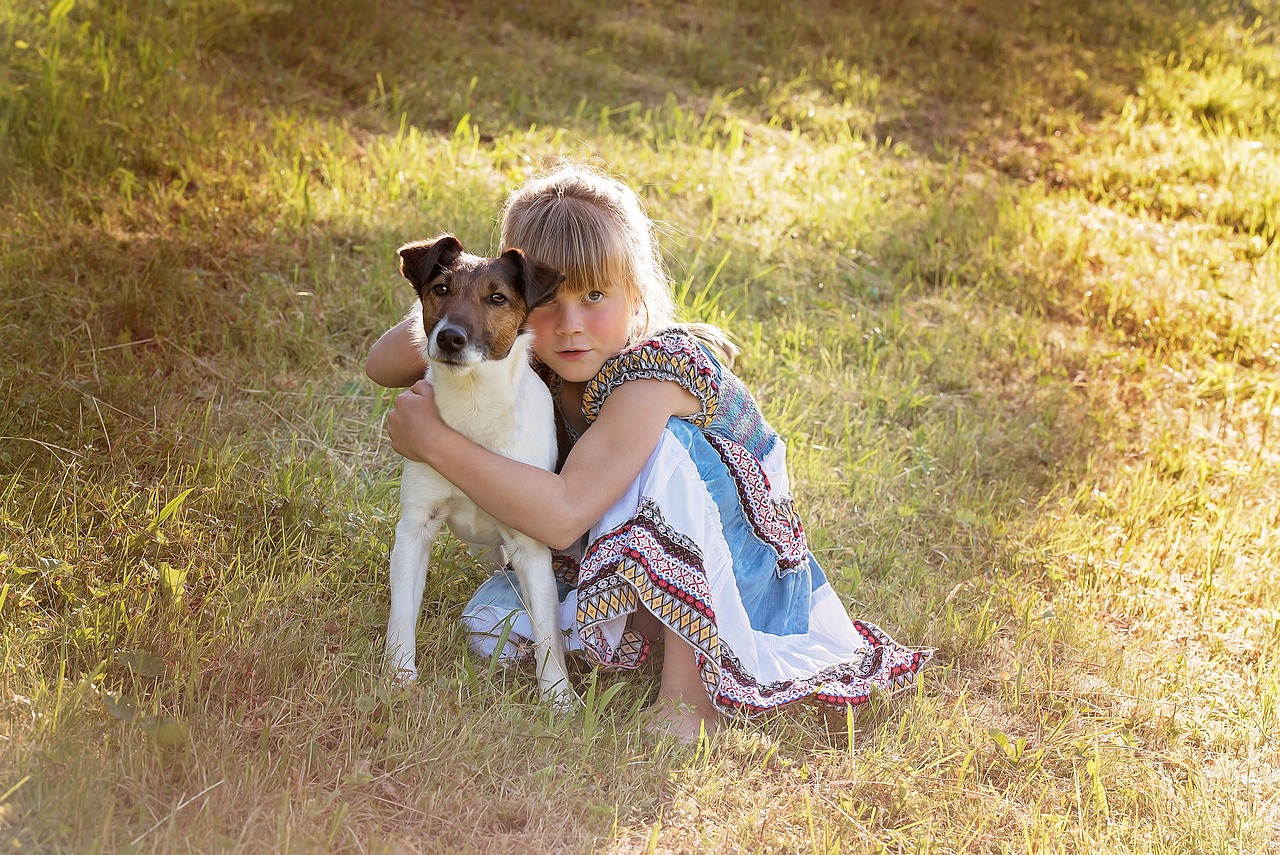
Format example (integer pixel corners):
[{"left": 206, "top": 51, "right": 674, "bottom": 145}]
[
  {"left": 429, "top": 343, "right": 519, "bottom": 369},
  {"left": 427, "top": 352, "right": 478, "bottom": 370},
  {"left": 425, "top": 344, "right": 491, "bottom": 370}
]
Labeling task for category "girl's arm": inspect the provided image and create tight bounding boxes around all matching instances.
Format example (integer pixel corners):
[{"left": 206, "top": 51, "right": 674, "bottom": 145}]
[
  {"left": 366, "top": 314, "right": 427, "bottom": 388},
  {"left": 387, "top": 378, "right": 699, "bottom": 549}
]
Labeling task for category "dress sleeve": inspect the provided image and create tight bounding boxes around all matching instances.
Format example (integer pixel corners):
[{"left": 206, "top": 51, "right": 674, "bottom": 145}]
[{"left": 581, "top": 328, "right": 720, "bottom": 427}]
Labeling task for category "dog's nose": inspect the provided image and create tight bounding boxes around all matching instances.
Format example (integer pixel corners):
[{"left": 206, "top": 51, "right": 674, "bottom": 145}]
[{"left": 435, "top": 325, "right": 468, "bottom": 355}]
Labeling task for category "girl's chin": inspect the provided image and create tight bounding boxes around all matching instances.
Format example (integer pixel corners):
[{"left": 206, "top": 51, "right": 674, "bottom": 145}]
[{"left": 557, "top": 364, "right": 603, "bottom": 383}]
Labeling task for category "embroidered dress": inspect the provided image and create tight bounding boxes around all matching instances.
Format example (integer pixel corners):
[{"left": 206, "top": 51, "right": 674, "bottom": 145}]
[{"left": 463, "top": 328, "right": 931, "bottom": 715}]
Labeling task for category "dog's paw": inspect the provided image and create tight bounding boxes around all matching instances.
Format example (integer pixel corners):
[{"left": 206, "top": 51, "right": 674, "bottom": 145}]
[
  {"left": 387, "top": 667, "right": 418, "bottom": 686},
  {"left": 542, "top": 682, "right": 579, "bottom": 712}
]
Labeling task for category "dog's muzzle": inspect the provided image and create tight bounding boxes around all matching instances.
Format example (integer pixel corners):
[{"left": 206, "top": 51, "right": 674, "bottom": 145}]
[{"left": 435, "top": 324, "right": 468, "bottom": 357}]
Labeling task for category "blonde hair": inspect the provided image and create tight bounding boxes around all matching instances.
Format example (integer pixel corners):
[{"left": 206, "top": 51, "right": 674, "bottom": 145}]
[{"left": 500, "top": 162, "right": 737, "bottom": 364}]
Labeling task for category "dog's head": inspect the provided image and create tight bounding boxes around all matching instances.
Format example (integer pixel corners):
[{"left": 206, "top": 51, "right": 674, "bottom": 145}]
[{"left": 397, "top": 235, "right": 563, "bottom": 367}]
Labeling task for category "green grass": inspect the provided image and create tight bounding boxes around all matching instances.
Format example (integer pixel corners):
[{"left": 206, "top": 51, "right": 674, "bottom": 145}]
[{"left": 3, "top": 0, "right": 1279, "bottom": 851}]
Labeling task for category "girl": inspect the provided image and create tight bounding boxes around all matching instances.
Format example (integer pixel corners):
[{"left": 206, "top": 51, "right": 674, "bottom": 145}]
[{"left": 366, "top": 163, "right": 931, "bottom": 741}]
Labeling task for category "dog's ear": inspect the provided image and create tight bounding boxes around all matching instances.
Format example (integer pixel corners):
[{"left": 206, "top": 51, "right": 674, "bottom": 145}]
[
  {"left": 501, "top": 248, "right": 564, "bottom": 311},
  {"left": 398, "top": 235, "right": 464, "bottom": 294}
]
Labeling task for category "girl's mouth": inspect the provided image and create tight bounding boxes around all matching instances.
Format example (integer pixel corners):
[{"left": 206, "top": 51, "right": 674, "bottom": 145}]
[{"left": 557, "top": 349, "right": 590, "bottom": 360}]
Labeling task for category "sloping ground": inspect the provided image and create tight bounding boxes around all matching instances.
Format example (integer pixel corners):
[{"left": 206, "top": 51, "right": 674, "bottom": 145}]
[{"left": 1, "top": 0, "right": 1277, "bottom": 851}]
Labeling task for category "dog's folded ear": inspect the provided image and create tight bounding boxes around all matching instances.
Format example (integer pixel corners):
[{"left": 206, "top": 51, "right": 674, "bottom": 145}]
[
  {"left": 501, "top": 248, "right": 564, "bottom": 311},
  {"left": 398, "top": 235, "right": 464, "bottom": 294}
]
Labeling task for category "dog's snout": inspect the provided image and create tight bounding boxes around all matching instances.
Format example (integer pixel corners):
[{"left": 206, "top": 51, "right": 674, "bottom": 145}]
[{"left": 435, "top": 325, "right": 468, "bottom": 355}]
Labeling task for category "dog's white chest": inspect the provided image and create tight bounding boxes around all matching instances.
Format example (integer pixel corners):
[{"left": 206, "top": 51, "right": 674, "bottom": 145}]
[{"left": 397, "top": 355, "right": 556, "bottom": 548}]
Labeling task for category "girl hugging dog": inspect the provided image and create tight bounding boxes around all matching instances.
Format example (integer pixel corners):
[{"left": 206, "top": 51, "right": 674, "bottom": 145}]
[{"left": 367, "top": 161, "right": 932, "bottom": 742}]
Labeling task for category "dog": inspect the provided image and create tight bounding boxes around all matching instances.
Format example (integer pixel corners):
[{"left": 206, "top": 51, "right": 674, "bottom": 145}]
[{"left": 384, "top": 234, "right": 573, "bottom": 707}]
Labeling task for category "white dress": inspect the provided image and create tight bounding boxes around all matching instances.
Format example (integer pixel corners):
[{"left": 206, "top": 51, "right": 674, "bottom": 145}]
[{"left": 463, "top": 329, "right": 931, "bottom": 715}]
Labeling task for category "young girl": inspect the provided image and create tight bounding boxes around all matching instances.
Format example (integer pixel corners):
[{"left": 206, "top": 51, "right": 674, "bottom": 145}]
[{"left": 366, "top": 163, "right": 931, "bottom": 740}]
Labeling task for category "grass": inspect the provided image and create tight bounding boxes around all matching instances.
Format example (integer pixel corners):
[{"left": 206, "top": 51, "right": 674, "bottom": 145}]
[{"left": 2, "top": 0, "right": 1279, "bottom": 851}]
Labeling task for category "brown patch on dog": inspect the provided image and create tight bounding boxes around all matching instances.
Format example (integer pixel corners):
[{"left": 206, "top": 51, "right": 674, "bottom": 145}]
[{"left": 398, "top": 235, "right": 562, "bottom": 363}]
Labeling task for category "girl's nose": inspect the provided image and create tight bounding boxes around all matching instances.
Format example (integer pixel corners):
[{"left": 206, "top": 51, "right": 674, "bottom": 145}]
[{"left": 556, "top": 304, "right": 583, "bottom": 335}]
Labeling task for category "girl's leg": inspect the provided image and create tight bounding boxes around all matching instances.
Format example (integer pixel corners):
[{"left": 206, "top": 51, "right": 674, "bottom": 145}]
[
  {"left": 628, "top": 606, "right": 723, "bottom": 740},
  {"left": 650, "top": 625, "right": 722, "bottom": 741}
]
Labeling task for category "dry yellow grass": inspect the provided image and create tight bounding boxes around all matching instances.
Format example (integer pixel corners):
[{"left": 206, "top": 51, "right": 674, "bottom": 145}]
[{"left": 2, "top": 0, "right": 1278, "bottom": 851}]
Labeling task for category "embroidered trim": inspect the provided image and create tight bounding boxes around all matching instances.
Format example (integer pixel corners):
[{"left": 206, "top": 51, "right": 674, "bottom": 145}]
[
  {"left": 577, "top": 498, "right": 719, "bottom": 669},
  {"left": 531, "top": 354, "right": 557, "bottom": 388},
  {"left": 706, "top": 434, "right": 809, "bottom": 574},
  {"left": 581, "top": 329, "right": 719, "bottom": 427},
  {"left": 577, "top": 499, "right": 718, "bottom": 648},
  {"left": 551, "top": 548, "right": 581, "bottom": 586},
  {"left": 707, "top": 622, "right": 933, "bottom": 715}
]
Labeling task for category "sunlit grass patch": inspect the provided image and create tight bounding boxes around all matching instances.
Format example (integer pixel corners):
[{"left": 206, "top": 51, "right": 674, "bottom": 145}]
[
  {"left": 3, "top": 0, "right": 1280, "bottom": 850},
  {"left": 1019, "top": 195, "right": 1280, "bottom": 363},
  {"left": 1061, "top": 110, "right": 1279, "bottom": 242}
]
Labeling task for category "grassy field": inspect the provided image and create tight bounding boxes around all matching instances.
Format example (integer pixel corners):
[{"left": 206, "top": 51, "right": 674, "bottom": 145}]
[{"left": 2, "top": 0, "right": 1278, "bottom": 851}]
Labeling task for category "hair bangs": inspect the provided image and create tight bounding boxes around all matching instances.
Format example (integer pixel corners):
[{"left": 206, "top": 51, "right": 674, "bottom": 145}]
[
  {"left": 504, "top": 194, "right": 636, "bottom": 298},
  {"left": 556, "top": 247, "right": 633, "bottom": 299}
]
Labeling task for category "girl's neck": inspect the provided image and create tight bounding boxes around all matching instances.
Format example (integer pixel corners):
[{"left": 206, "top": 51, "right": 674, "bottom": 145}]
[{"left": 558, "top": 380, "right": 589, "bottom": 435}]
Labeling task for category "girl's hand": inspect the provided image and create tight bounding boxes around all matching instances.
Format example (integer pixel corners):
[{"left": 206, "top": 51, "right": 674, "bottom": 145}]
[{"left": 386, "top": 378, "right": 445, "bottom": 463}]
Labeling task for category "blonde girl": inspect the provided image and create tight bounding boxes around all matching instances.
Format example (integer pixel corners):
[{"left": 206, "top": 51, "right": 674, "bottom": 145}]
[{"left": 367, "top": 163, "right": 930, "bottom": 740}]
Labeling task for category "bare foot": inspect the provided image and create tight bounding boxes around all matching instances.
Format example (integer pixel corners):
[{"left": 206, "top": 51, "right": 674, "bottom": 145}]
[
  {"left": 634, "top": 616, "right": 726, "bottom": 743},
  {"left": 642, "top": 697, "right": 722, "bottom": 744}
]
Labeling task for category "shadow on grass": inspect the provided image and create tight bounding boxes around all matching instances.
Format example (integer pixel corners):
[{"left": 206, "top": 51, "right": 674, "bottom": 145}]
[
  {"left": 176, "top": 0, "right": 1234, "bottom": 153},
  {"left": 2, "top": 0, "right": 1269, "bottom": 849}
]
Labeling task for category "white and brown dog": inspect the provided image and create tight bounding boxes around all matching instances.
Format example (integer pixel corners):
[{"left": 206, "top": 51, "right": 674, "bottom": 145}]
[{"left": 384, "top": 234, "right": 573, "bottom": 707}]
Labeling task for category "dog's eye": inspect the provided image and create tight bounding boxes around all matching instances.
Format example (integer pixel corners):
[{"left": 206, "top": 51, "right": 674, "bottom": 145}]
[
  {"left": 431, "top": 283, "right": 449, "bottom": 296},
  {"left": 489, "top": 293, "right": 508, "bottom": 304}
]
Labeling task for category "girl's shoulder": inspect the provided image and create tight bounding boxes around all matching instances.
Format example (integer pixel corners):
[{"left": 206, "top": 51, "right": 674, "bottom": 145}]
[{"left": 582, "top": 327, "right": 723, "bottom": 427}]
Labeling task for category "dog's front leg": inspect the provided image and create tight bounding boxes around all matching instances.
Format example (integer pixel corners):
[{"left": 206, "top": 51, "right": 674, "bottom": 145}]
[
  {"left": 385, "top": 509, "right": 444, "bottom": 683},
  {"left": 505, "top": 535, "right": 574, "bottom": 709}
]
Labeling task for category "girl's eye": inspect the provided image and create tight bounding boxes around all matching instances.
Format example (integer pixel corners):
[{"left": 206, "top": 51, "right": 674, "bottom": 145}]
[
  {"left": 489, "top": 293, "right": 508, "bottom": 304},
  {"left": 431, "top": 283, "right": 449, "bottom": 296},
  {"left": 584, "top": 290, "right": 606, "bottom": 303}
]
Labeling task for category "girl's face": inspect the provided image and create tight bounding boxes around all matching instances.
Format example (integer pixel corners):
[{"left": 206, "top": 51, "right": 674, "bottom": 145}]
[{"left": 527, "top": 284, "right": 636, "bottom": 384}]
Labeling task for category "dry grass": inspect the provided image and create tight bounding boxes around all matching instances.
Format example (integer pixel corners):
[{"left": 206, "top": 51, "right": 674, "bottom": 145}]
[{"left": 2, "top": 0, "right": 1279, "bottom": 851}]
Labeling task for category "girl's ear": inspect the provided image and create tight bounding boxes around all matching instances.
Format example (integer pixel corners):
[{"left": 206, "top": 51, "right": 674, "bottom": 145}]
[
  {"left": 629, "top": 295, "right": 648, "bottom": 342},
  {"left": 501, "top": 248, "right": 564, "bottom": 311},
  {"left": 398, "top": 235, "right": 463, "bottom": 294}
]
